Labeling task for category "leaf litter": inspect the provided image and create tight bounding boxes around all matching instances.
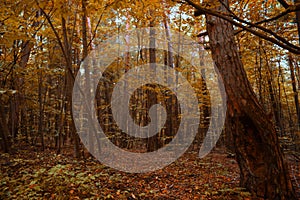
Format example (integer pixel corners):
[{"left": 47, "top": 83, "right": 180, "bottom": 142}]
[{"left": 0, "top": 144, "right": 278, "bottom": 199}]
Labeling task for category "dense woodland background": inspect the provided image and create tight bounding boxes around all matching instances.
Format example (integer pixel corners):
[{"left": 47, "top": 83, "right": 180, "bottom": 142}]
[{"left": 0, "top": 0, "right": 300, "bottom": 199}]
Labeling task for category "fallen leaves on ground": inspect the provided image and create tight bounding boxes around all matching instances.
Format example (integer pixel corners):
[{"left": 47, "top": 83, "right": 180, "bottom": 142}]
[{"left": 0, "top": 145, "right": 257, "bottom": 199}]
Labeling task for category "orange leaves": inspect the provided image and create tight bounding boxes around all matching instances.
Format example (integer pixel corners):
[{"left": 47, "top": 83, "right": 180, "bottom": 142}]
[{"left": 0, "top": 147, "right": 254, "bottom": 199}]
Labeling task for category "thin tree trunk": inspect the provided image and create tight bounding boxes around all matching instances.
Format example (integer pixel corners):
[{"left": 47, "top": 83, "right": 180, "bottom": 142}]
[
  {"left": 62, "top": 16, "right": 81, "bottom": 158},
  {"left": 9, "top": 40, "right": 32, "bottom": 141},
  {"left": 278, "top": 61, "right": 294, "bottom": 129},
  {"left": 163, "top": 12, "right": 177, "bottom": 145},
  {"left": 147, "top": 19, "right": 159, "bottom": 152},
  {"left": 0, "top": 101, "right": 11, "bottom": 153},
  {"left": 82, "top": 0, "right": 93, "bottom": 156},
  {"left": 38, "top": 67, "right": 45, "bottom": 151},
  {"left": 257, "top": 45, "right": 265, "bottom": 106},
  {"left": 294, "top": 0, "right": 300, "bottom": 44},
  {"left": 16, "top": 10, "right": 40, "bottom": 142},
  {"left": 288, "top": 54, "right": 300, "bottom": 127},
  {"left": 263, "top": 48, "right": 283, "bottom": 134}
]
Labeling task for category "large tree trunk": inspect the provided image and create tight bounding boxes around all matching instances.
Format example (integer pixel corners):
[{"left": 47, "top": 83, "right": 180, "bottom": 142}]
[{"left": 205, "top": 1, "right": 296, "bottom": 199}]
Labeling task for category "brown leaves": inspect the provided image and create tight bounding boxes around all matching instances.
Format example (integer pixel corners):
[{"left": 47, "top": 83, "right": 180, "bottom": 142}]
[{"left": 0, "top": 146, "right": 253, "bottom": 199}]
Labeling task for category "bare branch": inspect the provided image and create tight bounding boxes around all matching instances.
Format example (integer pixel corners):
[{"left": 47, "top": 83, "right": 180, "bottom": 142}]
[
  {"left": 277, "top": 0, "right": 290, "bottom": 9},
  {"left": 35, "top": 0, "right": 68, "bottom": 61},
  {"left": 184, "top": 0, "right": 300, "bottom": 54},
  {"left": 88, "top": 0, "right": 120, "bottom": 48},
  {"left": 198, "top": 4, "right": 300, "bottom": 37}
]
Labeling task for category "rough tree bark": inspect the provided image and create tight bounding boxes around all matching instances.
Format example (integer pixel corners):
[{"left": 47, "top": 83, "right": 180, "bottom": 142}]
[{"left": 203, "top": 0, "right": 296, "bottom": 199}]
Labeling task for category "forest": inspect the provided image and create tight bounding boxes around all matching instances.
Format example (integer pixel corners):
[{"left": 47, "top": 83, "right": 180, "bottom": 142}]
[{"left": 0, "top": 0, "right": 300, "bottom": 199}]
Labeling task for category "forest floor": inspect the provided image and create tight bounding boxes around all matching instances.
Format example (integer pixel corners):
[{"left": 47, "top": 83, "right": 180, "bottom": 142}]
[{"left": 0, "top": 143, "right": 299, "bottom": 200}]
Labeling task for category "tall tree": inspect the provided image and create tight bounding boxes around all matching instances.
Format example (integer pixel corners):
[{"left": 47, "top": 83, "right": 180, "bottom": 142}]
[
  {"left": 36, "top": 1, "right": 81, "bottom": 158},
  {"left": 0, "top": 101, "right": 11, "bottom": 153},
  {"left": 294, "top": 0, "right": 300, "bottom": 43},
  {"left": 288, "top": 54, "right": 300, "bottom": 127},
  {"left": 185, "top": 0, "right": 296, "bottom": 199}
]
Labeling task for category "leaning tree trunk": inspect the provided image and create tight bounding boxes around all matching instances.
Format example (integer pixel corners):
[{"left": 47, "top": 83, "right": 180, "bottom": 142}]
[{"left": 205, "top": 1, "right": 296, "bottom": 199}]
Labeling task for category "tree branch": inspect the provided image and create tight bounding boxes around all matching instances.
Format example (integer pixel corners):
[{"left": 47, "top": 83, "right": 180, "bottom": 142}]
[
  {"left": 229, "top": 9, "right": 300, "bottom": 51},
  {"left": 184, "top": 0, "right": 300, "bottom": 54},
  {"left": 198, "top": 4, "right": 300, "bottom": 37},
  {"left": 35, "top": 0, "right": 68, "bottom": 62},
  {"left": 277, "top": 0, "right": 290, "bottom": 9},
  {"left": 87, "top": 0, "right": 120, "bottom": 48}
]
